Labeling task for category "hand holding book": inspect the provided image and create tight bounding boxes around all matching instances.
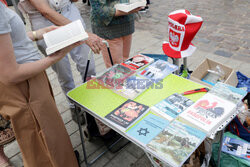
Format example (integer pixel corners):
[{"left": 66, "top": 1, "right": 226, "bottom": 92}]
[
  {"left": 115, "top": 6, "right": 144, "bottom": 16},
  {"left": 49, "top": 41, "right": 85, "bottom": 63}
]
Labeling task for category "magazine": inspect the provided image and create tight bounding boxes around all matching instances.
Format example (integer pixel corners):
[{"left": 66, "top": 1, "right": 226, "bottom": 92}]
[
  {"left": 137, "top": 60, "right": 178, "bottom": 81},
  {"left": 121, "top": 54, "right": 154, "bottom": 71},
  {"left": 151, "top": 93, "right": 194, "bottom": 121},
  {"left": 147, "top": 120, "right": 206, "bottom": 167},
  {"left": 114, "top": 0, "right": 146, "bottom": 13},
  {"left": 95, "top": 64, "right": 135, "bottom": 89},
  {"left": 126, "top": 113, "right": 169, "bottom": 145},
  {"left": 105, "top": 99, "right": 149, "bottom": 131},
  {"left": 179, "top": 93, "right": 236, "bottom": 135},
  {"left": 209, "top": 82, "right": 247, "bottom": 104},
  {"left": 113, "top": 74, "right": 153, "bottom": 99},
  {"left": 222, "top": 136, "right": 250, "bottom": 161},
  {"left": 43, "top": 20, "right": 88, "bottom": 55}
]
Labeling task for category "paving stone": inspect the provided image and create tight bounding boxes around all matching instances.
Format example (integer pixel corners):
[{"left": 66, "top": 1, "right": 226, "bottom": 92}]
[
  {"left": 65, "top": 120, "right": 79, "bottom": 136},
  {"left": 9, "top": 153, "right": 23, "bottom": 167},
  {"left": 126, "top": 143, "right": 145, "bottom": 159},
  {"left": 104, "top": 150, "right": 137, "bottom": 167},
  {"left": 130, "top": 154, "right": 151, "bottom": 167},
  {"left": 61, "top": 109, "right": 73, "bottom": 124},
  {"left": 214, "top": 50, "right": 233, "bottom": 57},
  {"left": 5, "top": 141, "right": 20, "bottom": 158},
  {"left": 194, "top": 37, "right": 210, "bottom": 44},
  {"left": 231, "top": 54, "right": 250, "bottom": 64}
]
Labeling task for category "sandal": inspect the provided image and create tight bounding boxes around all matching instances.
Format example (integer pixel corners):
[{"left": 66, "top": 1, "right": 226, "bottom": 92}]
[{"left": 0, "top": 127, "right": 15, "bottom": 146}]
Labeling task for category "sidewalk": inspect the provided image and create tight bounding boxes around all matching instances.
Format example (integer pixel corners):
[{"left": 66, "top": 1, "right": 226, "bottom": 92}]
[{"left": 5, "top": 0, "right": 249, "bottom": 166}]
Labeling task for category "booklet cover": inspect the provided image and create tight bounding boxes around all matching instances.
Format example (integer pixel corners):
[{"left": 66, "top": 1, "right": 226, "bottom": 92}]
[
  {"left": 147, "top": 120, "right": 206, "bottom": 167},
  {"left": 105, "top": 99, "right": 149, "bottom": 131},
  {"left": 121, "top": 54, "right": 154, "bottom": 71},
  {"left": 209, "top": 82, "right": 247, "bottom": 104},
  {"left": 179, "top": 93, "right": 236, "bottom": 135},
  {"left": 43, "top": 20, "right": 88, "bottom": 55},
  {"left": 114, "top": 0, "right": 147, "bottom": 13},
  {"left": 137, "top": 60, "right": 178, "bottom": 81},
  {"left": 113, "top": 74, "right": 153, "bottom": 99},
  {"left": 151, "top": 93, "right": 194, "bottom": 121},
  {"left": 222, "top": 136, "right": 250, "bottom": 161},
  {"left": 95, "top": 64, "right": 135, "bottom": 89},
  {"left": 126, "top": 113, "right": 169, "bottom": 145}
]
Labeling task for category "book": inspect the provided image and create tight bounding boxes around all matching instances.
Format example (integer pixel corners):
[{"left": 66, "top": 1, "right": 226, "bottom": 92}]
[
  {"left": 137, "top": 60, "right": 178, "bottom": 81},
  {"left": 126, "top": 113, "right": 169, "bottom": 145},
  {"left": 114, "top": 0, "right": 147, "bottom": 13},
  {"left": 121, "top": 54, "right": 154, "bottom": 71},
  {"left": 113, "top": 74, "right": 153, "bottom": 99},
  {"left": 209, "top": 82, "right": 247, "bottom": 104},
  {"left": 151, "top": 93, "right": 194, "bottom": 121},
  {"left": 147, "top": 120, "right": 206, "bottom": 167},
  {"left": 43, "top": 20, "right": 88, "bottom": 55},
  {"left": 222, "top": 136, "right": 250, "bottom": 161},
  {"left": 95, "top": 64, "right": 135, "bottom": 89},
  {"left": 105, "top": 99, "right": 149, "bottom": 131},
  {"left": 179, "top": 93, "right": 236, "bottom": 135}
]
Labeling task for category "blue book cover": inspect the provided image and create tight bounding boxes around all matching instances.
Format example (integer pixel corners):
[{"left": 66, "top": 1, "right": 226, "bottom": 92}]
[
  {"left": 147, "top": 120, "right": 206, "bottom": 167},
  {"left": 137, "top": 60, "right": 178, "bottom": 81},
  {"left": 222, "top": 136, "right": 250, "bottom": 161},
  {"left": 126, "top": 113, "right": 169, "bottom": 145},
  {"left": 151, "top": 93, "right": 194, "bottom": 121}
]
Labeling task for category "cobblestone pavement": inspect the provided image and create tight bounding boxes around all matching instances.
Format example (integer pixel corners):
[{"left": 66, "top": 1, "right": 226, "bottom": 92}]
[
  {"left": 76, "top": 0, "right": 250, "bottom": 63},
  {"left": 5, "top": 0, "right": 250, "bottom": 167}
]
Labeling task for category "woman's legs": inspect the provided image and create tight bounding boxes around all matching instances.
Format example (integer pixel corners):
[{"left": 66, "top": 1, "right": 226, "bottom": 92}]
[
  {"left": 101, "top": 37, "right": 124, "bottom": 68},
  {"left": 122, "top": 34, "right": 132, "bottom": 61},
  {"left": 101, "top": 34, "right": 133, "bottom": 68}
]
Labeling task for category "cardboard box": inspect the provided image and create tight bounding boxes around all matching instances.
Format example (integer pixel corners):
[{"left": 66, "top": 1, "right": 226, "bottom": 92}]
[{"left": 190, "top": 58, "right": 238, "bottom": 87}]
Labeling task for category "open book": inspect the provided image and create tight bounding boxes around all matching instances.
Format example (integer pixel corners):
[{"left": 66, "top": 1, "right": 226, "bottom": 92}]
[
  {"left": 114, "top": 0, "right": 147, "bottom": 13},
  {"left": 43, "top": 20, "right": 88, "bottom": 55}
]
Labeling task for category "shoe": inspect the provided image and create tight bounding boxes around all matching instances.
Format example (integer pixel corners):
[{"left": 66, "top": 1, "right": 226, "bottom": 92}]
[
  {"left": 70, "top": 107, "right": 86, "bottom": 125},
  {"left": 74, "top": 150, "right": 81, "bottom": 167},
  {"left": 83, "top": 125, "right": 93, "bottom": 141}
]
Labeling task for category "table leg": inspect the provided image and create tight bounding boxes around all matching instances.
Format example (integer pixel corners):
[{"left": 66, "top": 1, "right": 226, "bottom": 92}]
[
  {"left": 172, "top": 58, "right": 179, "bottom": 74},
  {"left": 74, "top": 105, "right": 90, "bottom": 167},
  {"left": 217, "top": 128, "right": 225, "bottom": 167},
  {"left": 183, "top": 57, "right": 187, "bottom": 70}
]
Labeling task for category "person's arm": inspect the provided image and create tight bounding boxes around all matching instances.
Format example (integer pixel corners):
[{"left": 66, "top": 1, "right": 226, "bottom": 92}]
[
  {"left": 28, "top": 0, "right": 103, "bottom": 53},
  {"left": 0, "top": 33, "right": 83, "bottom": 85},
  {"left": 28, "top": 0, "right": 71, "bottom": 26},
  {"left": 27, "top": 25, "right": 58, "bottom": 41}
]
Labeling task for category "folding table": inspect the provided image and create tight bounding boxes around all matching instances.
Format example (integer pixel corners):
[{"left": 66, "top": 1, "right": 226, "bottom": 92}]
[{"left": 67, "top": 74, "right": 208, "bottom": 166}]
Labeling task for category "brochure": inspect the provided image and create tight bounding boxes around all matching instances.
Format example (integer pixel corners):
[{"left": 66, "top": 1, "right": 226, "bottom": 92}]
[
  {"left": 126, "top": 113, "right": 169, "bottom": 145},
  {"left": 105, "top": 99, "right": 149, "bottom": 131}
]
